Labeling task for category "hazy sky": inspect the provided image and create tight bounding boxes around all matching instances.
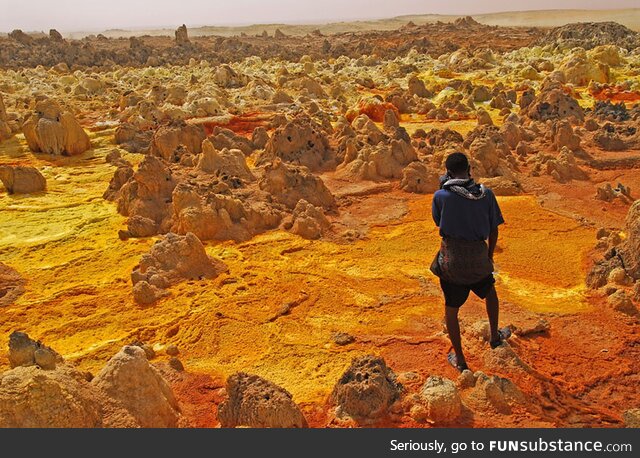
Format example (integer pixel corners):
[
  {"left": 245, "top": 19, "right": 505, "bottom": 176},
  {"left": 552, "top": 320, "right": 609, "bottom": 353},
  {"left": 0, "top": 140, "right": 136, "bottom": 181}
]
[{"left": 1, "top": 0, "right": 638, "bottom": 32}]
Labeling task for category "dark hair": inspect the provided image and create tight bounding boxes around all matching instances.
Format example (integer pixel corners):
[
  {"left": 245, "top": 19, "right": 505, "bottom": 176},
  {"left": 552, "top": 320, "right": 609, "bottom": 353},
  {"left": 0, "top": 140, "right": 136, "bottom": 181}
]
[{"left": 445, "top": 152, "right": 469, "bottom": 175}]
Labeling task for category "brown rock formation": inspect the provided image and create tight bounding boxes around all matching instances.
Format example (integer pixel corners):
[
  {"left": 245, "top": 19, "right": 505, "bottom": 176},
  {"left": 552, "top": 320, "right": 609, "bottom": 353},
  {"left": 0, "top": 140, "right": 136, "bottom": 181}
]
[
  {"left": 258, "top": 159, "right": 336, "bottom": 210},
  {"left": 400, "top": 161, "right": 440, "bottom": 194},
  {"left": 93, "top": 345, "right": 180, "bottom": 427},
  {"left": 117, "top": 155, "right": 176, "bottom": 234},
  {"left": 331, "top": 355, "right": 402, "bottom": 420},
  {"left": 417, "top": 375, "right": 462, "bottom": 424},
  {"left": 218, "top": 372, "right": 307, "bottom": 428},
  {"left": 196, "top": 140, "right": 255, "bottom": 184},
  {"left": 0, "top": 263, "right": 25, "bottom": 307},
  {"left": 22, "top": 99, "right": 90, "bottom": 155},
  {"left": 0, "top": 93, "right": 11, "bottom": 141},
  {"left": 175, "top": 24, "right": 190, "bottom": 45},
  {"left": 131, "top": 232, "right": 227, "bottom": 303},
  {"left": 8, "top": 331, "right": 61, "bottom": 370},
  {"left": 0, "top": 165, "right": 46, "bottom": 194},
  {"left": 286, "top": 199, "right": 330, "bottom": 240},
  {"left": 524, "top": 82, "right": 584, "bottom": 123},
  {"left": 149, "top": 121, "right": 206, "bottom": 162},
  {"left": 257, "top": 117, "right": 333, "bottom": 171}
]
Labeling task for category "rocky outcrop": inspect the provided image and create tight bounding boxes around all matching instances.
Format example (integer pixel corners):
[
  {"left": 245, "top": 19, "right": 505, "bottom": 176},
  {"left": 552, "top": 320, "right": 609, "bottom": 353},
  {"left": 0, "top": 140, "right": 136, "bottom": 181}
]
[
  {"left": 530, "top": 147, "right": 587, "bottom": 183},
  {"left": 0, "top": 263, "right": 25, "bottom": 307},
  {"left": 331, "top": 355, "right": 402, "bottom": 420},
  {"left": 171, "top": 182, "right": 282, "bottom": 242},
  {"left": 213, "top": 65, "right": 248, "bottom": 88},
  {"left": 93, "top": 345, "right": 180, "bottom": 427},
  {"left": 338, "top": 139, "right": 417, "bottom": 181},
  {"left": 552, "top": 120, "right": 581, "bottom": 152},
  {"left": 257, "top": 117, "right": 333, "bottom": 171},
  {"left": 196, "top": 139, "right": 255, "bottom": 184},
  {"left": 0, "top": 93, "right": 12, "bottom": 141},
  {"left": 0, "top": 335, "right": 138, "bottom": 428},
  {"left": 524, "top": 83, "right": 584, "bottom": 123},
  {"left": 538, "top": 22, "right": 640, "bottom": 50},
  {"left": 258, "top": 159, "right": 335, "bottom": 210},
  {"left": 114, "top": 123, "right": 153, "bottom": 153},
  {"left": 149, "top": 121, "right": 206, "bottom": 162},
  {"left": 0, "top": 165, "right": 46, "bottom": 194},
  {"left": 116, "top": 155, "right": 176, "bottom": 234},
  {"left": 285, "top": 199, "right": 330, "bottom": 240},
  {"left": 466, "top": 372, "right": 525, "bottom": 414},
  {"left": 8, "top": 331, "right": 61, "bottom": 370},
  {"left": 400, "top": 161, "right": 440, "bottom": 194},
  {"left": 175, "top": 24, "right": 190, "bottom": 45},
  {"left": 591, "top": 200, "right": 640, "bottom": 287},
  {"left": 22, "top": 99, "right": 91, "bottom": 155},
  {"left": 131, "top": 232, "right": 227, "bottom": 304},
  {"left": 0, "top": 364, "right": 103, "bottom": 427},
  {"left": 416, "top": 376, "right": 462, "bottom": 424},
  {"left": 560, "top": 50, "right": 610, "bottom": 86},
  {"left": 218, "top": 372, "right": 307, "bottom": 428}
]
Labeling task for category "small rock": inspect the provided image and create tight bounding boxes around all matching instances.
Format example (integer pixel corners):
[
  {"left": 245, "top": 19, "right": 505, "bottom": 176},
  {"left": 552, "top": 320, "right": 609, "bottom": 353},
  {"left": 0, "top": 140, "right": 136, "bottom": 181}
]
[
  {"left": 623, "top": 408, "right": 640, "bottom": 428},
  {"left": 165, "top": 344, "right": 179, "bottom": 356},
  {"left": 457, "top": 369, "right": 476, "bottom": 389},
  {"left": 419, "top": 375, "right": 462, "bottom": 424},
  {"left": 514, "top": 319, "right": 551, "bottom": 337},
  {"left": 34, "top": 348, "right": 57, "bottom": 370},
  {"left": 607, "top": 290, "right": 638, "bottom": 316},
  {"left": 409, "top": 404, "right": 428, "bottom": 423},
  {"left": 332, "top": 332, "right": 355, "bottom": 346},
  {"left": 608, "top": 267, "right": 633, "bottom": 286},
  {"left": 168, "top": 357, "right": 184, "bottom": 372}
]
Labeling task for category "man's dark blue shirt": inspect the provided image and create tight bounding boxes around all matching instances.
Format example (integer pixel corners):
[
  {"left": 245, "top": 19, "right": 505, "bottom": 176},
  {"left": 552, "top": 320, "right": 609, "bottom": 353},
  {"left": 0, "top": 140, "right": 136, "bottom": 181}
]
[{"left": 432, "top": 188, "right": 505, "bottom": 241}]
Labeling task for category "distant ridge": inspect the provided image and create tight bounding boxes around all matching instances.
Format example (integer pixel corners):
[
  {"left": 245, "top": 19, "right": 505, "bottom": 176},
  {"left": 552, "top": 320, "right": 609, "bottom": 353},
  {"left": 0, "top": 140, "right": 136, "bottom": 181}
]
[{"left": 4, "top": 8, "right": 639, "bottom": 39}]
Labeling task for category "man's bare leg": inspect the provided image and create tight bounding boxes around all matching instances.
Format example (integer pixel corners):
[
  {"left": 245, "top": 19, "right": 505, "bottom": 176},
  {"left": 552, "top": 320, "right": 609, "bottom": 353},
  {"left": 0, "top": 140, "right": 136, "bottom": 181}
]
[
  {"left": 485, "top": 286, "right": 500, "bottom": 343},
  {"left": 445, "top": 306, "right": 467, "bottom": 368}
]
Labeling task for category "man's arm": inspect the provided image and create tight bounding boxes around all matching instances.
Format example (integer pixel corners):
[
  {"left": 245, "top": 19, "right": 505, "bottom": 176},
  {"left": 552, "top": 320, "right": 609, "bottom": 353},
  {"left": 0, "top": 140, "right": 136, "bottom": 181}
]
[
  {"left": 488, "top": 227, "right": 498, "bottom": 261},
  {"left": 432, "top": 193, "right": 441, "bottom": 226}
]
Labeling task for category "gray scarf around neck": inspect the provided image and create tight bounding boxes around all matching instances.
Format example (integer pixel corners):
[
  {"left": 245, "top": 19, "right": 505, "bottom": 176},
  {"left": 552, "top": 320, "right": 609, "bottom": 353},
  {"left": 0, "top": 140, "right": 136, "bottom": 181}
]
[{"left": 441, "top": 177, "right": 487, "bottom": 200}]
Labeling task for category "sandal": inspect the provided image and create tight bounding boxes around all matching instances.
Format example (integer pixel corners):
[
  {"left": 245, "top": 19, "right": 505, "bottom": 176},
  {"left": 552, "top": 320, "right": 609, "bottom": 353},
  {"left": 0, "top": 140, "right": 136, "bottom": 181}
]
[
  {"left": 447, "top": 351, "right": 469, "bottom": 372},
  {"left": 490, "top": 327, "right": 512, "bottom": 349}
]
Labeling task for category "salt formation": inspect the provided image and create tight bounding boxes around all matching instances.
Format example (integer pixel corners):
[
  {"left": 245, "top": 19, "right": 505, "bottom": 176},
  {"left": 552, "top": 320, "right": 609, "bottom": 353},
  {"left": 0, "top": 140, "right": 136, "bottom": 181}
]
[
  {"left": 131, "top": 232, "right": 228, "bottom": 304},
  {"left": 524, "top": 82, "right": 584, "bottom": 122},
  {"left": 0, "top": 334, "right": 178, "bottom": 427},
  {"left": 336, "top": 114, "right": 417, "bottom": 181},
  {"left": 175, "top": 24, "right": 190, "bottom": 45},
  {"left": 149, "top": 121, "right": 206, "bottom": 161},
  {"left": 8, "top": 331, "right": 61, "bottom": 370},
  {"left": 331, "top": 355, "right": 402, "bottom": 420},
  {"left": 22, "top": 99, "right": 90, "bottom": 155},
  {"left": 258, "top": 159, "right": 335, "bottom": 209},
  {"left": 414, "top": 376, "right": 463, "bottom": 424},
  {"left": 117, "top": 155, "right": 176, "bottom": 236},
  {"left": 0, "top": 93, "right": 12, "bottom": 140},
  {"left": 588, "top": 200, "right": 640, "bottom": 287},
  {"left": 466, "top": 372, "right": 526, "bottom": 414},
  {"left": 218, "top": 372, "right": 307, "bottom": 428},
  {"left": 257, "top": 117, "right": 333, "bottom": 171},
  {"left": 0, "top": 165, "right": 46, "bottom": 194},
  {"left": 93, "top": 345, "right": 180, "bottom": 427}
]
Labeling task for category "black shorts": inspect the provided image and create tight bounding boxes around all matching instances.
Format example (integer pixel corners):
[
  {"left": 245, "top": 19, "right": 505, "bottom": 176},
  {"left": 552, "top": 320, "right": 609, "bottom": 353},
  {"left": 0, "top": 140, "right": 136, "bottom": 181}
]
[{"left": 440, "top": 274, "right": 495, "bottom": 308}]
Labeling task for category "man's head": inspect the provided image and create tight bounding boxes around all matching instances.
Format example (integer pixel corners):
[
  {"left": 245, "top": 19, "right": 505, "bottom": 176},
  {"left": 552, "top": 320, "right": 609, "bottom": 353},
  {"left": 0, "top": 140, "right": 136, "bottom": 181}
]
[{"left": 445, "top": 152, "right": 470, "bottom": 178}]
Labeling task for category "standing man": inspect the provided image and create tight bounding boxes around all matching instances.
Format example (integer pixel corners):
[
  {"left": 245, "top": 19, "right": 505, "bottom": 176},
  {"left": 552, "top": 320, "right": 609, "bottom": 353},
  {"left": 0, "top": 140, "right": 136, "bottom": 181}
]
[{"left": 431, "top": 152, "right": 510, "bottom": 372}]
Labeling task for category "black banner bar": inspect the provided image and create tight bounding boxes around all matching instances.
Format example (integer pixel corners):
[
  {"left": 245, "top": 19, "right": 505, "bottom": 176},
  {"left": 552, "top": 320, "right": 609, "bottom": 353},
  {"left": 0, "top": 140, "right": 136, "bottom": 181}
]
[{"left": 0, "top": 428, "right": 637, "bottom": 458}]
